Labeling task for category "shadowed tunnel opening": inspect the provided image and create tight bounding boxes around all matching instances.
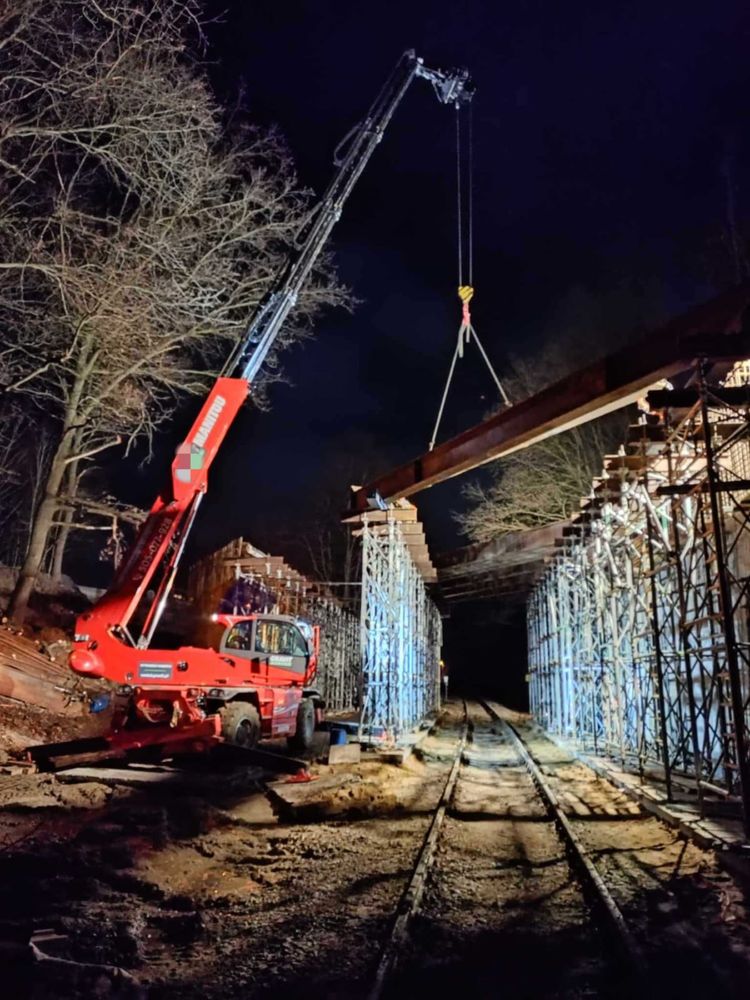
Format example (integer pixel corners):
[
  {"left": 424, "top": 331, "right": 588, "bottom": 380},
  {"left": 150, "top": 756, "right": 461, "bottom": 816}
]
[{"left": 442, "top": 601, "right": 529, "bottom": 710}]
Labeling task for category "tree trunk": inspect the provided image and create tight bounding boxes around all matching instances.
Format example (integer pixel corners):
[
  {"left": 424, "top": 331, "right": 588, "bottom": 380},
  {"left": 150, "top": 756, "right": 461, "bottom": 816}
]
[
  {"left": 51, "top": 508, "right": 73, "bottom": 581},
  {"left": 7, "top": 445, "right": 70, "bottom": 621},
  {"left": 7, "top": 346, "right": 91, "bottom": 622},
  {"left": 51, "top": 456, "right": 80, "bottom": 581}
]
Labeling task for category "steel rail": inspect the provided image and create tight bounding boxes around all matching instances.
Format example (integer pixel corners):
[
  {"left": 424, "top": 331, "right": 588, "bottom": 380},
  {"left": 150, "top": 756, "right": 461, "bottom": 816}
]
[
  {"left": 371, "top": 701, "right": 645, "bottom": 998},
  {"left": 368, "top": 702, "right": 469, "bottom": 1000},
  {"left": 480, "top": 701, "right": 643, "bottom": 966}
]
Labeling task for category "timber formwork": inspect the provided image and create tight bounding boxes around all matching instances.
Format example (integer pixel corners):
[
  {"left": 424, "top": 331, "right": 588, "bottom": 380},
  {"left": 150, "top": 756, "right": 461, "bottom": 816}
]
[
  {"left": 188, "top": 539, "right": 360, "bottom": 712},
  {"left": 357, "top": 511, "right": 442, "bottom": 742},
  {"left": 528, "top": 364, "right": 750, "bottom": 835},
  {"left": 189, "top": 503, "right": 442, "bottom": 737}
]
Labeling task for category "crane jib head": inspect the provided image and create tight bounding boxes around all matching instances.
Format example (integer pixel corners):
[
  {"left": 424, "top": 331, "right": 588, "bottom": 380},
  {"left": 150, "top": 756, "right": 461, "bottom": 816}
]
[{"left": 413, "top": 54, "right": 474, "bottom": 106}]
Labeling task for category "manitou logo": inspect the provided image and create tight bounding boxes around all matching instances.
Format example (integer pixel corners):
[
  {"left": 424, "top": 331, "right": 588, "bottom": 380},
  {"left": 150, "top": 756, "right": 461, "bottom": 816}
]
[
  {"left": 193, "top": 395, "right": 226, "bottom": 448},
  {"left": 174, "top": 395, "right": 227, "bottom": 485}
]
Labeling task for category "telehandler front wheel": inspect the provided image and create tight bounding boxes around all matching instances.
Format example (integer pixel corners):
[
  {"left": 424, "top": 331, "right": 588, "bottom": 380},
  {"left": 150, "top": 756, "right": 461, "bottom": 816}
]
[{"left": 288, "top": 697, "right": 315, "bottom": 753}]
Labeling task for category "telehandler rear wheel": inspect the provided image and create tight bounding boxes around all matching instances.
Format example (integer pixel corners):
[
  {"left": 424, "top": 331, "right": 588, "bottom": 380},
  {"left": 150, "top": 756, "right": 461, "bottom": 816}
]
[{"left": 219, "top": 702, "right": 261, "bottom": 748}]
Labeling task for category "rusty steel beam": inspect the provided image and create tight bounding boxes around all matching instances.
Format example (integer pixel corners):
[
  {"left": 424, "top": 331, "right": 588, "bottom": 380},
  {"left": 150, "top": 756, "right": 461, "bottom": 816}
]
[
  {"left": 436, "top": 520, "right": 568, "bottom": 578},
  {"left": 441, "top": 580, "right": 538, "bottom": 603},
  {"left": 440, "top": 560, "right": 547, "bottom": 589},
  {"left": 351, "top": 285, "right": 750, "bottom": 510}
]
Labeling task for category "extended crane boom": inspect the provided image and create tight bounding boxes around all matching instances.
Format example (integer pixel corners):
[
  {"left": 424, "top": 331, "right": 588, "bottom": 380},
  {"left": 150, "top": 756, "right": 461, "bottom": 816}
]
[
  {"left": 72, "top": 50, "right": 472, "bottom": 662},
  {"left": 28, "top": 50, "right": 476, "bottom": 772},
  {"left": 224, "top": 50, "right": 472, "bottom": 386}
]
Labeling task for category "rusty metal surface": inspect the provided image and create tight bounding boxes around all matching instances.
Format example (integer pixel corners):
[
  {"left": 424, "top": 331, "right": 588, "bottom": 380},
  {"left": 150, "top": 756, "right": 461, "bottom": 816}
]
[
  {"left": 352, "top": 285, "right": 750, "bottom": 510},
  {"left": 435, "top": 520, "right": 568, "bottom": 574},
  {"left": 435, "top": 519, "right": 569, "bottom": 604}
]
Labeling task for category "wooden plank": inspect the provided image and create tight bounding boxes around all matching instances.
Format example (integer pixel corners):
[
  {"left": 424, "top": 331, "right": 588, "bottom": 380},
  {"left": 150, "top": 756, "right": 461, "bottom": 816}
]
[
  {"left": 441, "top": 584, "right": 538, "bottom": 603},
  {"left": 0, "top": 661, "right": 78, "bottom": 715},
  {"left": 327, "top": 742, "right": 362, "bottom": 764},
  {"left": 343, "top": 507, "right": 419, "bottom": 524},
  {"left": 346, "top": 500, "right": 436, "bottom": 583},
  {"left": 443, "top": 565, "right": 545, "bottom": 585},
  {"left": 440, "top": 578, "right": 541, "bottom": 599},
  {"left": 408, "top": 551, "right": 435, "bottom": 562},
  {"left": 361, "top": 523, "right": 426, "bottom": 537}
]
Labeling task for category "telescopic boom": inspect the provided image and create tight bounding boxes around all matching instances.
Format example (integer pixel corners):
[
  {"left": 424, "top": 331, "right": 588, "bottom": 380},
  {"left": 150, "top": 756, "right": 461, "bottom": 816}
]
[{"left": 78, "top": 50, "right": 472, "bottom": 652}]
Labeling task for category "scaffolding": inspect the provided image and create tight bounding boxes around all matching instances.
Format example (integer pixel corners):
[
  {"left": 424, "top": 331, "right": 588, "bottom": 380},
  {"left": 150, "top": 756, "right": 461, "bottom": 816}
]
[
  {"left": 528, "top": 366, "right": 750, "bottom": 835},
  {"left": 307, "top": 593, "right": 360, "bottom": 714},
  {"left": 359, "top": 512, "right": 442, "bottom": 741},
  {"left": 188, "top": 503, "right": 442, "bottom": 732},
  {"left": 187, "top": 538, "right": 360, "bottom": 712}
]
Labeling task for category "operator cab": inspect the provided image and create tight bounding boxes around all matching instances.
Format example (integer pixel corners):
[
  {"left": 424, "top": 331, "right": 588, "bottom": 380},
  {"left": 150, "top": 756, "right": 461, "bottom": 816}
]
[{"left": 216, "top": 613, "right": 315, "bottom": 678}]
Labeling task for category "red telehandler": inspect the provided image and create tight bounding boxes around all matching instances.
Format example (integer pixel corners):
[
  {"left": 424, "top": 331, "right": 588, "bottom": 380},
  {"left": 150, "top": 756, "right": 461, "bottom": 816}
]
[{"left": 28, "top": 51, "right": 472, "bottom": 771}]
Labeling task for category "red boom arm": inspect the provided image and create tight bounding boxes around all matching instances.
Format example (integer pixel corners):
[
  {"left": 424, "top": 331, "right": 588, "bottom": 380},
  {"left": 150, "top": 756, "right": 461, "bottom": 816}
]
[
  {"left": 70, "top": 51, "right": 473, "bottom": 676},
  {"left": 76, "top": 377, "right": 248, "bottom": 648}
]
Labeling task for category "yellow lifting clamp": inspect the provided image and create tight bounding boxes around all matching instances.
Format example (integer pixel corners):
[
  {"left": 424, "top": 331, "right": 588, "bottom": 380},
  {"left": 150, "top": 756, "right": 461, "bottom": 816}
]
[{"left": 458, "top": 284, "right": 474, "bottom": 331}]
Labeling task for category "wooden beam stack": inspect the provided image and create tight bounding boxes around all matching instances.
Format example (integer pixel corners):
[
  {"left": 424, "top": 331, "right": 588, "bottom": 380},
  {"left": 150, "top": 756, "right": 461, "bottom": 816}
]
[
  {"left": 0, "top": 628, "right": 83, "bottom": 715},
  {"left": 346, "top": 498, "right": 437, "bottom": 583}
]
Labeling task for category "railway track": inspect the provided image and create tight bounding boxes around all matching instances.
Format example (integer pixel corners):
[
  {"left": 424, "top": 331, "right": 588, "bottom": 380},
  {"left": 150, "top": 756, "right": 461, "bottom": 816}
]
[
  {"left": 369, "top": 702, "right": 470, "bottom": 999},
  {"left": 3, "top": 698, "right": 747, "bottom": 999},
  {"left": 370, "top": 700, "right": 749, "bottom": 999},
  {"left": 481, "top": 700, "right": 642, "bottom": 967}
]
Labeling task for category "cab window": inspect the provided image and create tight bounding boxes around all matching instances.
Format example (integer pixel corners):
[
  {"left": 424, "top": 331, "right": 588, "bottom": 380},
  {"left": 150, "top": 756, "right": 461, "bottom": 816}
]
[
  {"left": 224, "top": 621, "right": 253, "bottom": 651},
  {"left": 255, "top": 621, "right": 308, "bottom": 657},
  {"left": 288, "top": 626, "right": 308, "bottom": 656}
]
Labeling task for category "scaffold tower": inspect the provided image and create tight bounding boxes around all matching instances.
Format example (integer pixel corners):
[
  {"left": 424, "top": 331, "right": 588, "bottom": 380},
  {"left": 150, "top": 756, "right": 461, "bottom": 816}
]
[{"left": 527, "top": 364, "right": 750, "bottom": 835}]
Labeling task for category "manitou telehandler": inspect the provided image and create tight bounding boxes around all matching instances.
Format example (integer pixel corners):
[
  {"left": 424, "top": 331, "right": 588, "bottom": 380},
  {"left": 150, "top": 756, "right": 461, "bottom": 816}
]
[{"left": 30, "top": 51, "right": 472, "bottom": 770}]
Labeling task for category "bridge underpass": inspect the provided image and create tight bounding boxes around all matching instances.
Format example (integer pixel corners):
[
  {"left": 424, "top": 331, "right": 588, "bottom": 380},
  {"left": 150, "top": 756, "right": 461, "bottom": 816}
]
[
  {"left": 344, "top": 285, "right": 750, "bottom": 845},
  {"left": 187, "top": 287, "right": 750, "bottom": 841},
  {"left": 177, "top": 285, "right": 750, "bottom": 857}
]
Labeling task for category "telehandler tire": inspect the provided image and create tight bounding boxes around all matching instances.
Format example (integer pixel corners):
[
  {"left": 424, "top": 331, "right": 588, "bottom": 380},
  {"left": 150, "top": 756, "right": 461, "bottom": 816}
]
[
  {"left": 219, "top": 701, "right": 261, "bottom": 748},
  {"left": 288, "top": 697, "right": 315, "bottom": 753}
]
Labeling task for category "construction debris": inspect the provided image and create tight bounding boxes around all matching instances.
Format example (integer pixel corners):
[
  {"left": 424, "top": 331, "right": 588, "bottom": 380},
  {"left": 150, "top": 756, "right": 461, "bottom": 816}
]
[{"left": 0, "top": 626, "right": 89, "bottom": 716}]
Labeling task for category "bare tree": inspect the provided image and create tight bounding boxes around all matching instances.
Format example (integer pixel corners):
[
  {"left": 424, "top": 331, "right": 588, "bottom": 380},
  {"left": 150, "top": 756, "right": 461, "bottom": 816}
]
[
  {"left": 0, "top": 1, "right": 346, "bottom": 619},
  {"left": 302, "top": 494, "right": 362, "bottom": 600},
  {"left": 458, "top": 421, "right": 619, "bottom": 540},
  {"left": 0, "top": 407, "right": 57, "bottom": 568},
  {"left": 263, "top": 434, "right": 390, "bottom": 600}
]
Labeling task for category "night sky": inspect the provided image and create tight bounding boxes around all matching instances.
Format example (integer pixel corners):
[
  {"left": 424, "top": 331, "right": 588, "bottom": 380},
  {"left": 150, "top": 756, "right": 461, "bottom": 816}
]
[
  {"left": 185, "top": 0, "right": 750, "bottom": 555},
  {"left": 107, "top": 1, "right": 750, "bottom": 696}
]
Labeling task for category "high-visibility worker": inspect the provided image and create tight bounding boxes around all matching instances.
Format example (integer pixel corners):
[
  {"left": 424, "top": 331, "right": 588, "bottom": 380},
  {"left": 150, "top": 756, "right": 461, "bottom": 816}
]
[{"left": 440, "top": 659, "right": 449, "bottom": 701}]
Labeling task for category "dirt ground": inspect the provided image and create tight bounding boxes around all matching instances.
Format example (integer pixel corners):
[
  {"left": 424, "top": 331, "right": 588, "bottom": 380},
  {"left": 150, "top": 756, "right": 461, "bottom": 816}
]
[
  {"left": 0, "top": 740, "right": 450, "bottom": 999},
  {"left": 0, "top": 696, "right": 108, "bottom": 760},
  {"left": 0, "top": 701, "right": 749, "bottom": 999},
  {"left": 521, "top": 723, "right": 750, "bottom": 996}
]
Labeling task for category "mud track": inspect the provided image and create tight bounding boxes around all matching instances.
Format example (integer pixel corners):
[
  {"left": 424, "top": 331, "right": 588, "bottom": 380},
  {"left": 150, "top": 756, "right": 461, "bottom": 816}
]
[{"left": 0, "top": 701, "right": 748, "bottom": 998}]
